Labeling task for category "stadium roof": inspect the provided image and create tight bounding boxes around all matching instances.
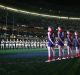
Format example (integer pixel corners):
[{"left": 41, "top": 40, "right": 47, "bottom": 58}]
[
  {"left": 0, "top": 0, "right": 80, "bottom": 17},
  {"left": 0, "top": 4, "right": 80, "bottom": 20}
]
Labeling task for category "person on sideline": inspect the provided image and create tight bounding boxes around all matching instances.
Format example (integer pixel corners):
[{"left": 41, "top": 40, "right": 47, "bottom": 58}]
[
  {"left": 73, "top": 31, "right": 80, "bottom": 58},
  {"left": 46, "top": 26, "right": 55, "bottom": 62},
  {"left": 66, "top": 31, "right": 74, "bottom": 59},
  {"left": 57, "top": 27, "right": 65, "bottom": 60}
]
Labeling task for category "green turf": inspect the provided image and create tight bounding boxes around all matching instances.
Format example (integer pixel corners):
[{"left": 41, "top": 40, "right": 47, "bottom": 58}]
[
  {"left": 0, "top": 48, "right": 59, "bottom": 54},
  {"left": 0, "top": 58, "right": 80, "bottom": 75},
  {"left": 0, "top": 48, "right": 79, "bottom": 75},
  {"left": 0, "top": 48, "right": 48, "bottom": 54}
]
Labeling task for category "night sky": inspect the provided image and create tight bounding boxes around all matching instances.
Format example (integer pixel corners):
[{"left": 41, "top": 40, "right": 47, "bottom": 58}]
[
  {"left": 0, "top": 0, "right": 80, "bottom": 17},
  {"left": 0, "top": 0, "right": 80, "bottom": 11}
]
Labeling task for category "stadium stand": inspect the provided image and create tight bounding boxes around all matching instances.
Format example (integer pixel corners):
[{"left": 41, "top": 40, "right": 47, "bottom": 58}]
[{"left": 0, "top": 6, "right": 80, "bottom": 49}]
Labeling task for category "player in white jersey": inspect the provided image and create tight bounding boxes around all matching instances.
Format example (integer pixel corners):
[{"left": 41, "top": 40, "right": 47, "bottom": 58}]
[
  {"left": 37, "top": 40, "right": 40, "bottom": 48},
  {"left": 12, "top": 39, "right": 16, "bottom": 49},
  {"left": 43, "top": 40, "right": 46, "bottom": 48},
  {"left": 25, "top": 39, "right": 28, "bottom": 48},
  {"left": 40, "top": 40, "right": 43, "bottom": 48},
  {"left": 1, "top": 39, "right": 5, "bottom": 49},
  {"left": 31, "top": 40, "right": 34, "bottom": 48},
  {"left": 19, "top": 39, "right": 22, "bottom": 48},
  {"left": 34, "top": 40, "right": 36, "bottom": 48},
  {"left": 33, "top": 40, "right": 36, "bottom": 48},
  {"left": 29, "top": 40, "right": 31, "bottom": 48},
  {"left": 5, "top": 39, "right": 9, "bottom": 49},
  {"left": 22, "top": 39, "right": 25, "bottom": 48},
  {"left": 16, "top": 39, "right": 19, "bottom": 48},
  {"left": 9, "top": 39, "right": 12, "bottom": 48},
  {"left": 27, "top": 40, "right": 30, "bottom": 48}
]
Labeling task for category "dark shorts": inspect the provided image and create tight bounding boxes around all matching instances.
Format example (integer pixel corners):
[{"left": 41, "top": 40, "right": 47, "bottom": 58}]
[
  {"left": 48, "top": 42, "right": 55, "bottom": 47},
  {"left": 58, "top": 41, "right": 64, "bottom": 46},
  {"left": 67, "top": 43, "right": 72, "bottom": 47},
  {"left": 75, "top": 45, "right": 79, "bottom": 48}
]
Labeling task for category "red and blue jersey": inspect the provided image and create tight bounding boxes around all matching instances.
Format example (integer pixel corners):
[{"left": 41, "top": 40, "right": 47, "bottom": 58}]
[
  {"left": 73, "top": 36, "right": 80, "bottom": 47},
  {"left": 58, "top": 31, "right": 64, "bottom": 46},
  {"left": 67, "top": 34, "right": 72, "bottom": 46},
  {"left": 48, "top": 32, "right": 55, "bottom": 47}
]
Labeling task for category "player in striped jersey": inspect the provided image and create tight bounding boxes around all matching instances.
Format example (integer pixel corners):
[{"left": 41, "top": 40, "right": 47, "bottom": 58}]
[
  {"left": 46, "top": 26, "right": 55, "bottom": 62},
  {"left": 73, "top": 31, "right": 80, "bottom": 58},
  {"left": 66, "top": 31, "right": 74, "bottom": 59}
]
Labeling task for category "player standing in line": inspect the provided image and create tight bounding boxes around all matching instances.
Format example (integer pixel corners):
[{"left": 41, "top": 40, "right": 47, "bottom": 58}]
[
  {"left": 74, "top": 31, "right": 80, "bottom": 58},
  {"left": 57, "top": 27, "right": 65, "bottom": 60},
  {"left": 1, "top": 39, "right": 5, "bottom": 49},
  {"left": 22, "top": 39, "right": 25, "bottom": 48},
  {"left": 25, "top": 39, "right": 28, "bottom": 48},
  {"left": 19, "top": 39, "right": 22, "bottom": 48},
  {"left": 16, "top": 39, "right": 19, "bottom": 48},
  {"left": 6, "top": 39, "right": 9, "bottom": 49},
  {"left": 9, "top": 39, "right": 12, "bottom": 49},
  {"left": 66, "top": 31, "right": 74, "bottom": 59},
  {"left": 34, "top": 40, "right": 36, "bottom": 48},
  {"left": 31, "top": 40, "right": 34, "bottom": 48},
  {"left": 46, "top": 26, "right": 55, "bottom": 62},
  {"left": 13, "top": 39, "right": 16, "bottom": 49}
]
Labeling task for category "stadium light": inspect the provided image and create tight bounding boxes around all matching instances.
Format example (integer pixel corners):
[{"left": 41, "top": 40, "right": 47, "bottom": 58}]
[
  {"left": 69, "top": 17, "right": 80, "bottom": 20},
  {"left": 60, "top": 17, "right": 69, "bottom": 19},
  {"left": 6, "top": 7, "right": 18, "bottom": 12},
  {"left": 0, "top": 4, "right": 80, "bottom": 20}
]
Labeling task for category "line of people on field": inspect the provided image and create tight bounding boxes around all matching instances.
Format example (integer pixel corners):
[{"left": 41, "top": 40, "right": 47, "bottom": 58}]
[
  {"left": 47, "top": 26, "right": 80, "bottom": 62},
  {"left": 0, "top": 39, "right": 47, "bottom": 49}
]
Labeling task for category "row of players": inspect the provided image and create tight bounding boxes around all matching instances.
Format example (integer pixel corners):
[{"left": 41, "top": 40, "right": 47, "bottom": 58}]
[
  {"left": 47, "top": 26, "right": 80, "bottom": 62},
  {"left": 0, "top": 39, "right": 47, "bottom": 49}
]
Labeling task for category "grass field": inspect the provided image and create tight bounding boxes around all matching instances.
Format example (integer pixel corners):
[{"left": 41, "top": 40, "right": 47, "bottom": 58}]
[
  {"left": 0, "top": 48, "right": 48, "bottom": 54},
  {"left": 0, "top": 58, "right": 80, "bottom": 75},
  {"left": 0, "top": 48, "right": 80, "bottom": 75}
]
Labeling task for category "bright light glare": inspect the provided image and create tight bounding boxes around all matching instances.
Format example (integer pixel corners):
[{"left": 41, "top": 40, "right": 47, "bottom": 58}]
[
  {"left": 0, "top": 4, "right": 80, "bottom": 20},
  {"left": 69, "top": 17, "right": 80, "bottom": 20}
]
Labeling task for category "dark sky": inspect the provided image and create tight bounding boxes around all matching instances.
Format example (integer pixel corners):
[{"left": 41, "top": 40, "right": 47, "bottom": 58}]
[
  {"left": 0, "top": 0, "right": 79, "bottom": 7},
  {"left": 0, "top": 0, "right": 80, "bottom": 12}
]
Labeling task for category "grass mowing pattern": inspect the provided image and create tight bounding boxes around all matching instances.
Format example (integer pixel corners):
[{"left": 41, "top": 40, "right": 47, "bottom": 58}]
[
  {"left": 0, "top": 48, "right": 48, "bottom": 54},
  {"left": 0, "top": 48, "right": 79, "bottom": 75},
  {"left": 0, "top": 58, "right": 80, "bottom": 75}
]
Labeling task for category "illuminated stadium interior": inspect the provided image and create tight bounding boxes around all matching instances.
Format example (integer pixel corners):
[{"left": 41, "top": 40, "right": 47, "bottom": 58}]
[
  {"left": 0, "top": 0, "right": 80, "bottom": 48},
  {"left": 1, "top": 1, "right": 80, "bottom": 75},
  {"left": 0, "top": 3, "right": 80, "bottom": 50},
  {"left": 0, "top": 4, "right": 80, "bottom": 39}
]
